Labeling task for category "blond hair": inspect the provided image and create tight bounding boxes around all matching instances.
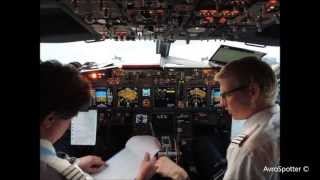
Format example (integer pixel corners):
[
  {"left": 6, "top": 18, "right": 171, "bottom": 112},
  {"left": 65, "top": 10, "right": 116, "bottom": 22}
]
[{"left": 215, "top": 56, "right": 278, "bottom": 104}]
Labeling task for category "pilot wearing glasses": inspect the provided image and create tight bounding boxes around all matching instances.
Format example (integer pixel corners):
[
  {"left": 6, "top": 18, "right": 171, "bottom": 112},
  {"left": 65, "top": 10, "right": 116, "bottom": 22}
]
[
  {"left": 154, "top": 56, "right": 279, "bottom": 180},
  {"left": 215, "top": 56, "right": 280, "bottom": 180}
]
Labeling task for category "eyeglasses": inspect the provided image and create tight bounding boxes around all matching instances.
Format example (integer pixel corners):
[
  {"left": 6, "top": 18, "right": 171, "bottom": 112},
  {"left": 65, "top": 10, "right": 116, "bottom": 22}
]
[{"left": 220, "top": 85, "right": 248, "bottom": 99}]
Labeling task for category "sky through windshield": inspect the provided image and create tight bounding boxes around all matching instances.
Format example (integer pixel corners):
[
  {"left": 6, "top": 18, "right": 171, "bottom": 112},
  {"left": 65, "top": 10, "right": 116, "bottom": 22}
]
[{"left": 40, "top": 40, "right": 280, "bottom": 65}]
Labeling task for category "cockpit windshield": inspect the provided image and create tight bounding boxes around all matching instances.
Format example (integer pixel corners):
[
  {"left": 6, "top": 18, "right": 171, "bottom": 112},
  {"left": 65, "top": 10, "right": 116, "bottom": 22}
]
[{"left": 41, "top": 40, "right": 279, "bottom": 66}]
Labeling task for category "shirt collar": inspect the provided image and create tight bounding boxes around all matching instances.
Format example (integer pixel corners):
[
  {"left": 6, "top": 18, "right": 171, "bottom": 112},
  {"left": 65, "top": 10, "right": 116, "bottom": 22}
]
[
  {"left": 243, "top": 104, "right": 280, "bottom": 130},
  {"left": 40, "top": 139, "right": 56, "bottom": 157}
]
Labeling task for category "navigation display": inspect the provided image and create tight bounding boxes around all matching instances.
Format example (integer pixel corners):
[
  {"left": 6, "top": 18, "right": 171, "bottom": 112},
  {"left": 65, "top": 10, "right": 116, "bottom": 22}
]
[
  {"left": 117, "top": 87, "right": 139, "bottom": 108},
  {"left": 186, "top": 87, "right": 208, "bottom": 108}
]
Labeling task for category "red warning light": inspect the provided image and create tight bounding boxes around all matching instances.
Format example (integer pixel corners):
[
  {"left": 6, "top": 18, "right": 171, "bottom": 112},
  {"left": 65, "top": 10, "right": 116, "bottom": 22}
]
[{"left": 266, "top": 0, "right": 279, "bottom": 12}]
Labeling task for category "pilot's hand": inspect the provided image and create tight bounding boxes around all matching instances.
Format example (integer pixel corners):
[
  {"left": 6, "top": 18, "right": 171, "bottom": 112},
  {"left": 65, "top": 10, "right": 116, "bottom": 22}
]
[
  {"left": 155, "top": 156, "right": 189, "bottom": 180},
  {"left": 136, "top": 152, "right": 157, "bottom": 180},
  {"left": 77, "top": 155, "right": 106, "bottom": 174}
]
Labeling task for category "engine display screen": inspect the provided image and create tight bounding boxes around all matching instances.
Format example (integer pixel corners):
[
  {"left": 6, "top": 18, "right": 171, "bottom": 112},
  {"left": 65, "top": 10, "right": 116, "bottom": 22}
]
[{"left": 154, "top": 87, "right": 176, "bottom": 108}]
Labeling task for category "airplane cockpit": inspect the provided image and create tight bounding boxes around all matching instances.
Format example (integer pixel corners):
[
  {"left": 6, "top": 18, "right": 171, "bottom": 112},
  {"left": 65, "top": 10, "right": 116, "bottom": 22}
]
[{"left": 40, "top": 0, "right": 280, "bottom": 179}]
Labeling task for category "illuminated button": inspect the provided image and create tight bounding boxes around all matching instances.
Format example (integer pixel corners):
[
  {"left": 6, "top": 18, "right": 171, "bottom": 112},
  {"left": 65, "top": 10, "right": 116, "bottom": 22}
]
[{"left": 90, "top": 73, "right": 97, "bottom": 79}]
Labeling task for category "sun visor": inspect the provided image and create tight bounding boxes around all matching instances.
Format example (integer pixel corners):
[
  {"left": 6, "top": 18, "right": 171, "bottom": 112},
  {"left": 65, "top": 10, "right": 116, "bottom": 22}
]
[
  {"left": 40, "top": 1, "right": 101, "bottom": 43},
  {"left": 209, "top": 45, "right": 266, "bottom": 66}
]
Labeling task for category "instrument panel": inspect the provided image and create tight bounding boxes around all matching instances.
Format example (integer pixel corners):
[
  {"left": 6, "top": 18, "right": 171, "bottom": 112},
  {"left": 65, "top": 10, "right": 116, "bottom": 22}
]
[
  {"left": 58, "top": 67, "right": 232, "bottom": 177},
  {"left": 84, "top": 67, "right": 220, "bottom": 110}
]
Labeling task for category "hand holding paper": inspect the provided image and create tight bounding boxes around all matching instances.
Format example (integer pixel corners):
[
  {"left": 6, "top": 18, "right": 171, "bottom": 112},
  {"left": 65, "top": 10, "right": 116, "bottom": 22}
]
[
  {"left": 93, "top": 135, "right": 160, "bottom": 180},
  {"left": 136, "top": 152, "right": 157, "bottom": 180},
  {"left": 78, "top": 155, "right": 106, "bottom": 174}
]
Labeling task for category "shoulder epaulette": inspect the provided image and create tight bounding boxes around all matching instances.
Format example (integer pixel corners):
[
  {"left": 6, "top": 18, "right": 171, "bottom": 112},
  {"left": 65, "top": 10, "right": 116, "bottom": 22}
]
[
  {"left": 61, "top": 164, "right": 87, "bottom": 180},
  {"left": 231, "top": 124, "right": 260, "bottom": 147},
  {"left": 231, "top": 133, "right": 248, "bottom": 146}
]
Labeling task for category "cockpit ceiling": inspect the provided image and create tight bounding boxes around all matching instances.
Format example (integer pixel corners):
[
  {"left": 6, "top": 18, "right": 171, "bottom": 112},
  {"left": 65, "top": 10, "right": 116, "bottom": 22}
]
[{"left": 41, "top": 0, "right": 280, "bottom": 45}]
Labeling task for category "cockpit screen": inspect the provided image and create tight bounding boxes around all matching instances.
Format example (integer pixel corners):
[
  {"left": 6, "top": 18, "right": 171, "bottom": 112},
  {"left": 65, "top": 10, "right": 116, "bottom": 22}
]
[
  {"left": 96, "top": 88, "right": 113, "bottom": 107},
  {"left": 154, "top": 87, "right": 176, "bottom": 108},
  {"left": 142, "top": 88, "right": 151, "bottom": 97},
  {"left": 117, "top": 87, "right": 139, "bottom": 108},
  {"left": 186, "top": 87, "right": 207, "bottom": 108},
  {"left": 136, "top": 114, "right": 148, "bottom": 124},
  {"left": 96, "top": 89, "right": 107, "bottom": 105},
  {"left": 211, "top": 87, "right": 221, "bottom": 105}
]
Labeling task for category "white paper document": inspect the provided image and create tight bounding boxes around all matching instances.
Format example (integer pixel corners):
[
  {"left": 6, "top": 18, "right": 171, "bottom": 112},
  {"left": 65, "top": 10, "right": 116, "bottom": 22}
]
[
  {"left": 93, "top": 135, "right": 160, "bottom": 180},
  {"left": 71, "top": 110, "right": 97, "bottom": 145}
]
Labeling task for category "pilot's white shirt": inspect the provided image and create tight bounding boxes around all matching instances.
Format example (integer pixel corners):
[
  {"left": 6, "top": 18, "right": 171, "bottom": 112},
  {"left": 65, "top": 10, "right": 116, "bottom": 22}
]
[
  {"left": 223, "top": 105, "right": 280, "bottom": 180},
  {"left": 40, "top": 139, "right": 93, "bottom": 180}
]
